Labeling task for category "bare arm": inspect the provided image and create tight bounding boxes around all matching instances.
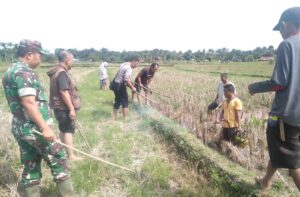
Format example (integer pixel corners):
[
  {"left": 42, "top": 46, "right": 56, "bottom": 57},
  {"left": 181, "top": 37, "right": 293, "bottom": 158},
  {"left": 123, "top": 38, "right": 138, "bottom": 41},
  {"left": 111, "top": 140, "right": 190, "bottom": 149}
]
[
  {"left": 60, "top": 90, "right": 76, "bottom": 120},
  {"left": 147, "top": 78, "right": 153, "bottom": 87},
  {"left": 236, "top": 110, "right": 242, "bottom": 129},
  {"left": 21, "top": 96, "right": 56, "bottom": 141},
  {"left": 214, "top": 94, "right": 219, "bottom": 101},
  {"left": 60, "top": 90, "right": 75, "bottom": 111},
  {"left": 218, "top": 110, "right": 224, "bottom": 122},
  {"left": 126, "top": 79, "right": 136, "bottom": 92},
  {"left": 136, "top": 73, "right": 142, "bottom": 86}
]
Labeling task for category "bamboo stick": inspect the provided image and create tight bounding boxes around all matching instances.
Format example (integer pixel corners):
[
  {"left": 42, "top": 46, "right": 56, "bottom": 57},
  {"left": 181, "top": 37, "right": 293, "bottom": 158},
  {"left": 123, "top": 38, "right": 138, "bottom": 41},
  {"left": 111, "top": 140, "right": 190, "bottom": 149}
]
[
  {"left": 32, "top": 130, "right": 135, "bottom": 173},
  {"left": 135, "top": 83, "right": 171, "bottom": 98},
  {"left": 75, "top": 120, "right": 92, "bottom": 152},
  {"left": 135, "top": 92, "right": 159, "bottom": 104}
]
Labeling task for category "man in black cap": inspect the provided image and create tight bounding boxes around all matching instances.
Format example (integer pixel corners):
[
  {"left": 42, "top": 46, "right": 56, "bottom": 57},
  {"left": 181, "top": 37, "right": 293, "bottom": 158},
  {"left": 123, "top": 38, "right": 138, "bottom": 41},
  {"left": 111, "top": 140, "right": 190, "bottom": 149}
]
[
  {"left": 2, "top": 40, "right": 76, "bottom": 196},
  {"left": 249, "top": 7, "right": 300, "bottom": 191}
]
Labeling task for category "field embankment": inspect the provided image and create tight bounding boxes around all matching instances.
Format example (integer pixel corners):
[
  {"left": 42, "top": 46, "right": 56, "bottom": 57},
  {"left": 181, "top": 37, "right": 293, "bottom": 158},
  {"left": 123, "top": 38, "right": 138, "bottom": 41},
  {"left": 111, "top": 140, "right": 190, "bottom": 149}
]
[{"left": 135, "top": 105, "right": 296, "bottom": 196}]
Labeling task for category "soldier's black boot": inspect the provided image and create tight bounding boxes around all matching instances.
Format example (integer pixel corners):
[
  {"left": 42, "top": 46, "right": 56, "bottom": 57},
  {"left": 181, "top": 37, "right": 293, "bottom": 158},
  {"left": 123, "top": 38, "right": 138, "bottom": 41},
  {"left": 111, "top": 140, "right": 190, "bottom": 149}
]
[
  {"left": 24, "top": 185, "right": 40, "bottom": 197},
  {"left": 57, "top": 179, "right": 76, "bottom": 197}
]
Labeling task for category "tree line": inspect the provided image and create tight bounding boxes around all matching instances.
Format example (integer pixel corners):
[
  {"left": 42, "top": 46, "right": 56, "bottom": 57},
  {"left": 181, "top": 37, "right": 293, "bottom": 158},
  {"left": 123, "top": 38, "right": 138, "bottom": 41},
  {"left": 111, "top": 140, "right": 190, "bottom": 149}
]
[{"left": 0, "top": 41, "right": 276, "bottom": 64}]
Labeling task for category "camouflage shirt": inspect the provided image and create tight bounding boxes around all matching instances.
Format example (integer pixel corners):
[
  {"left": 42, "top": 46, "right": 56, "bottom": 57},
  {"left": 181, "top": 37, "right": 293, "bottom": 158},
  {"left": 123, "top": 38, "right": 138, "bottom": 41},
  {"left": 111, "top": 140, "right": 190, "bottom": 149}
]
[{"left": 2, "top": 62, "right": 53, "bottom": 133}]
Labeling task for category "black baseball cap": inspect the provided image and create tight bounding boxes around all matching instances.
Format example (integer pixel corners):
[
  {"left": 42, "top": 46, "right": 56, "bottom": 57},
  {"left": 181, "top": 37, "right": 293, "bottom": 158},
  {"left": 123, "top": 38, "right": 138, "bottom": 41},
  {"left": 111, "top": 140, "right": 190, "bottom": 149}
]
[{"left": 273, "top": 7, "right": 300, "bottom": 31}]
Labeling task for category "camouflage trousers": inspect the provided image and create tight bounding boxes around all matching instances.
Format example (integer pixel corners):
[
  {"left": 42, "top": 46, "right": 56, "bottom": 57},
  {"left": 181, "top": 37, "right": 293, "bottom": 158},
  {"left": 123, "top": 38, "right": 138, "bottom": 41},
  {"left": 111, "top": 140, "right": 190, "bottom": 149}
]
[{"left": 12, "top": 120, "right": 69, "bottom": 187}]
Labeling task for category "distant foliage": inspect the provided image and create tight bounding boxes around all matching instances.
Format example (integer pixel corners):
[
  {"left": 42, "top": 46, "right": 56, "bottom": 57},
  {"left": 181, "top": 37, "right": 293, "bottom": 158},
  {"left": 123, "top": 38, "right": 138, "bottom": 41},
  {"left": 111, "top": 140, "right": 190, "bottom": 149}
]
[
  {"left": 0, "top": 42, "right": 55, "bottom": 64},
  {"left": 0, "top": 41, "right": 276, "bottom": 64},
  {"left": 0, "top": 42, "right": 18, "bottom": 63},
  {"left": 65, "top": 46, "right": 276, "bottom": 63}
]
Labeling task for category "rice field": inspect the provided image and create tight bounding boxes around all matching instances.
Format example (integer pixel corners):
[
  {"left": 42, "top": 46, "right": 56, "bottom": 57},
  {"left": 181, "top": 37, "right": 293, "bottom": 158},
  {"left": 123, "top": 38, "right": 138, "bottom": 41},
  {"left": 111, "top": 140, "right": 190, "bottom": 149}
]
[
  {"left": 0, "top": 65, "right": 230, "bottom": 196},
  {"left": 143, "top": 62, "right": 275, "bottom": 170},
  {"left": 0, "top": 61, "right": 297, "bottom": 196}
]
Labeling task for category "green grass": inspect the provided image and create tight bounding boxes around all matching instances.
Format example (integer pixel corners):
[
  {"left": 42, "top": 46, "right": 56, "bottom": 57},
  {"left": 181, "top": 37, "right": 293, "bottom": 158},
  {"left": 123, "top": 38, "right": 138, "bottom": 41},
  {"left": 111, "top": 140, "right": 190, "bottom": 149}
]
[
  {"left": 141, "top": 157, "right": 173, "bottom": 188},
  {"left": 65, "top": 69, "right": 226, "bottom": 196},
  {"left": 1, "top": 62, "right": 293, "bottom": 196},
  {"left": 0, "top": 66, "right": 8, "bottom": 109},
  {"left": 72, "top": 160, "right": 107, "bottom": 193}
]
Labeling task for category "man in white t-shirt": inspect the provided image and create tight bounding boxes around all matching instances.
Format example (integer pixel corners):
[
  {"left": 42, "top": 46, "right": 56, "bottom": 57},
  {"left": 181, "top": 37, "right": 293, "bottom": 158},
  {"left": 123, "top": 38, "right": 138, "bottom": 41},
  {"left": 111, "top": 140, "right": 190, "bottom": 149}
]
[
  {"left": 208, "top": 73, "right": 236, "bottom": 114},
  {"left": 99, "top": 61, "right": 108, "bottom": 90},
  {"left": 111, "top": 56, "right": 139, "bottom": 119}
]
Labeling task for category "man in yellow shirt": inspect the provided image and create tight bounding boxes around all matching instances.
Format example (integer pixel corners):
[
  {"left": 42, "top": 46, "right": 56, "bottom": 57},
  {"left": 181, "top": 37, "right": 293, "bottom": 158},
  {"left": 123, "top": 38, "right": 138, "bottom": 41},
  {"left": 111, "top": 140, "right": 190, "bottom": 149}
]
[{"left": 219, "top": 84, "right": 243, "bottom": 142}]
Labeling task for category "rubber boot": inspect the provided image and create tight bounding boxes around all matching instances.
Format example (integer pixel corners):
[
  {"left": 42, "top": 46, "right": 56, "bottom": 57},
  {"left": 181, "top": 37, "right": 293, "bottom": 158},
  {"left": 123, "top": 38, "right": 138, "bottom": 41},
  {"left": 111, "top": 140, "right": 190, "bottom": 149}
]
[
  {"left": 56, "top": 179, "right": 76, "bottom": 197},
  {"left": 24, "top": 185, "right": 40, "bottom": 197}
]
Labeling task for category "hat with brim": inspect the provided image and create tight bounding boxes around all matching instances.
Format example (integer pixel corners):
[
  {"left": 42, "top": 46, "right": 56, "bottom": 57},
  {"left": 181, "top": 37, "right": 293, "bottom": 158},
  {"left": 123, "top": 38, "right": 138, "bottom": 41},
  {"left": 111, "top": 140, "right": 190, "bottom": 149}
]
[
  {"left": 273, "top": 23, "right": 281, "bottom": 31},
  {"left": 37, "top": 48, "right": 48, "bottom": 55},
  {"left": 273, "top": 7, "right": 300, "bottom": 31},
  {"left": 19, "top": 39, "right": 49, "bottom": 55}
]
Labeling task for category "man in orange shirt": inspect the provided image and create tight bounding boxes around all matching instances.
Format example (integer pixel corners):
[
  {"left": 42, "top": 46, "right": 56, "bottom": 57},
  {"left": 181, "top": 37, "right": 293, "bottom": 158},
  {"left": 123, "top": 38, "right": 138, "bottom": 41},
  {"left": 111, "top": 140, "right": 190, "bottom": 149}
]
[{"left": 219, "top": 84, "right": 243, "bottom": 142}]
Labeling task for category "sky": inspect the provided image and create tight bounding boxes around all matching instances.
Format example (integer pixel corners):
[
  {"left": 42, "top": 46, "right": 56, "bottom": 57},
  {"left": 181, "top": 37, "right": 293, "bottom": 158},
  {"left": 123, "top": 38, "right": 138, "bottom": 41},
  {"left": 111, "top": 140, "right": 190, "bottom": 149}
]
[{"left": 1, "top": 0, "right": 299, "bottom": 52}]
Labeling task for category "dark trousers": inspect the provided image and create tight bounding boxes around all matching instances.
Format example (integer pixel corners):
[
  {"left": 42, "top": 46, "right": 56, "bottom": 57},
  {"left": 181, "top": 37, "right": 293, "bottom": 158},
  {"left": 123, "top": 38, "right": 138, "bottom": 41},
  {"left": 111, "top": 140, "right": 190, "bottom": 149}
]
[
  {"left": 222, "top": 128, "right": 238, "bottom": 141},
  {"left": 54, "top": 110, "right": 75, "bottom": 133},
  {"left": 267, "top": 121, "right": 300, "bottom": 169},
  {"left": 113, "top": 83, "right": 128, "bottom": 109}
]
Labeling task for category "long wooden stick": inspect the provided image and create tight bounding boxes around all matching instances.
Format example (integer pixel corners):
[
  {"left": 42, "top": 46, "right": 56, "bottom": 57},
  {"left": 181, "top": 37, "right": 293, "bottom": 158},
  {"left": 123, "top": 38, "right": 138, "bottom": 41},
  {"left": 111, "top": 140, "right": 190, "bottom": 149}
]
[
  {"left": 136, "top": 92, "right": 159, "bottom": 104},
  {"left": 76, "top": 121, "right": 83, "bottom": 129},
  {"left": 75, "top": 120, "right": 92, "bottom": 152},
  {"left": 135, "top": 83, "right": 170, "bottom": 98},
  {"left": 279, "top": 119, "right": 286, "bottom": 142},
  {"left": 32, "top": 130, "right": 135, "bottom": 173}
]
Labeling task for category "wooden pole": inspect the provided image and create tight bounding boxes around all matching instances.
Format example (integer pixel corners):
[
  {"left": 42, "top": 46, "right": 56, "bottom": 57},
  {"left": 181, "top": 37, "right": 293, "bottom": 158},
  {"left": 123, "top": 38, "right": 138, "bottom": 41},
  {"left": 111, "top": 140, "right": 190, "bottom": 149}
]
[
  {"left": 75, "top": 120, "right": 92, "bottom": 152},
  {"left": 135, "top": 92, "right": 159, "bottom": 104},
  {"left": 135, "top": 83, "right": 171, "bottom": 98},
  {"left": 32, "top": 130, "right": 135, "bottom": 173}
]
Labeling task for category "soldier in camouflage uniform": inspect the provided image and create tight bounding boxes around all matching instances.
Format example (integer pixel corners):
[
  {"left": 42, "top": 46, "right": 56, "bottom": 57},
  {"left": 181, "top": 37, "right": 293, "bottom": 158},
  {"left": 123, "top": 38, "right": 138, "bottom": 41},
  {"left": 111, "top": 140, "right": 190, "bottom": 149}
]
[{"left": 2, "top": 40, "right": 76, "bottom": 197}]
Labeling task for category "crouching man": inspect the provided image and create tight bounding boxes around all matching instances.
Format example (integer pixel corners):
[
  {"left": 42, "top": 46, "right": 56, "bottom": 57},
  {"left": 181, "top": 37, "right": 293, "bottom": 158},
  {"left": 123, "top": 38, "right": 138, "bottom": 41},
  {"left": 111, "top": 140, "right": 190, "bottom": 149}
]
[{"left": 132, "top": 63, "right": 159, "bottom": 105}]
